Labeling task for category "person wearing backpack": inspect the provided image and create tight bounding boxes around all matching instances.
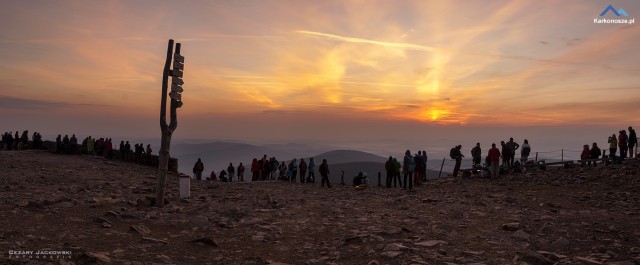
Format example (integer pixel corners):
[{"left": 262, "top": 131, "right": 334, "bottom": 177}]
[
  {"left": 403, "top": 150, "right": 415, "bottom": 190},
  {"left": 520, "top": 139, "right": 531, "bottom": 164},
  {"left": 450, "top": 145, "right": 464, "bottom": 177},
  {"left": 193, "top": 158, "right": 204, "bottom": 180},
  {"left": 471, "top": 143, "right": 482, "bottom": 166}
]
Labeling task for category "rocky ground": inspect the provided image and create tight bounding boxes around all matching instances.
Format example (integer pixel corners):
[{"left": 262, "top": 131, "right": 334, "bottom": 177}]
[{"left": 1, "top": 150, "right": 640, "bottom": 265}]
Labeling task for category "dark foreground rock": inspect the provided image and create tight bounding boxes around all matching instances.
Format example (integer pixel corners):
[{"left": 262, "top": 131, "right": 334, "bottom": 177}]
[{"left": 1, "top": 150, "right": 639, "bottom": 264}]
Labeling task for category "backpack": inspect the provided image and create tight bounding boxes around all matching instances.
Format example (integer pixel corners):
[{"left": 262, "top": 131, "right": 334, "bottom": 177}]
[
  {"left": 450, "top": 148, "right": 457, "bottom": 159},
  {"left": 522, "top": 146, "right": 531, "bottom": 156}
]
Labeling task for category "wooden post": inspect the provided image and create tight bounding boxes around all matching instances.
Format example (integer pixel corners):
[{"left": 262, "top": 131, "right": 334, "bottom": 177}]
[
  {"left": 155, "top": 39, "right": 184, "bottom": 207},
  {"left": 438, "top": 158, "right": 445, "bottom": 178},
  {"left": 561, "top": 149, "right": 564, "bottom": 162},
  {"left": 535, "top": 152, "right": 538, "bottom": 163}
]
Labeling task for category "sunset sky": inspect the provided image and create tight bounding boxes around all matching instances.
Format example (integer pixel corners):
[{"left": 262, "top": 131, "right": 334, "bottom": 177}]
[{"left": 1, "top": 1, "right": 639, "bottom": 155}]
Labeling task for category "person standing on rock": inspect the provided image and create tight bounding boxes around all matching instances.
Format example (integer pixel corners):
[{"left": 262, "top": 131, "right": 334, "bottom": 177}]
[
  {"left": 193, "top": 158, "right": 204, "bottom": 180},
  {"left": 227, "top": 163, "right": 235, "bottom": 182},
  {"left": 580, "top": 144, "right": 590, "bottom": 167},
  {"left": 251, "top": 158, "right": 259, "bottom": 181},
  {"left": 319, "top": 159, "right": 331, "bottom": 188},
  {"left": 505, "top": 138, "right": 519, "bottom": 166},
  {"left": 290, "top": 159, "right": 298, "bottom": 182},
  {"left": 307, "top": 157, "right": 316, "bottom": 183},
  {"left": 608, "top": 134, "right": 618, "bottom": 158},
  {"left": 520, "top": 139, "right": 531, "bottom": 164},
  {"left": 145, "top": 144, "right": 152, "bottom": 164},
  {"left": 450, "top": 145, "right": 463, "bottom": 177},
  {"left": 471, "top": 143, "right": 482, "bottom": 166},
  {"left": 299, "top": 158, "right": 307, "bottom": 183},
  {"left": 237, "top": 163, "right": 245, "bottom": 181},
  {"left": 500, "top": 141, "right": 509, "bottom": 167},
  {"left": 589, "top": 143, "right": 601, "bottom": 167},
  {"left": 393, "top": 157, "right": 402, "bottom": 187},
  {"left": 619, "top": 130, "right": 628, "bottom": 159},
  {"left": 278, "top": 161, "right": 287, "bottom": 180},
  {"left": 385, "top": 156, "right": 394, "bottom": 188},
  {"left": 628, "top": 127, "right": 637, "bottom": 159},
  {"left": 487, "top": 143, "right": 501, "bottom": 178},
  {"left": 403, "top": 150, "right": 415, "bottom": 190}
]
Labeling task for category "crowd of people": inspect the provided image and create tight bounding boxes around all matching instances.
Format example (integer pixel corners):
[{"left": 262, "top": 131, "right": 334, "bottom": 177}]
[
  {"left": 2, "top": 130, "right": 43, "bottom": 150},
  {"left": 193, "top": 155, "right": 334, "bottom": 188},
  {"left": 1, "top": 129, "right": 158, "bottom": 168}
]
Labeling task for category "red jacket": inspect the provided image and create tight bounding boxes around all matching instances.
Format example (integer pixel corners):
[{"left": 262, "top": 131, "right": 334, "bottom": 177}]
[
  {"left": 488, "top": 147, "right": 501, "bottom": 162},
  {"left": 581, "top": 147, "right": 590, "bottom": 159},
  {"left": 251, "top": 161, "right": 259, "bottom": 172}
]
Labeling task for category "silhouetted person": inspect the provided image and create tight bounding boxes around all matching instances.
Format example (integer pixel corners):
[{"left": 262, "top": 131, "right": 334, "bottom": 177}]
[
  {"left": 619, "top": 130, "right": 628, "bottom": 159},
  {"left": 70, "top": 134, "right": 78, "bottom": 154},
  {"left": 289, "top": 159, "right": 298, "bottom": 182},
  {"left": 278, "top": 161, "right": 287, "bottom": 180},
  {"left": 451, "top": 145, "right": 463, "bottom": 177},
  {"left": 589, "top": 143, "right": 601, "bottom": 166},
  {"left": 251, "top": 158, "right": 259, "bottom": 181},
  {"left": 299, "top": 158, "right": 307, "bottom": 183},
  {"left": 487, "top": 143, "right": 501, "bottom": 178},
  {"left": 193, "top": 158, "right": 204, "bottom": 180},
  {"left": 63, "top": 135, "right": 70, "bottom": 154},
  {"left": 55, "top": 134, "right": 62, "bottom": 153},
  {"left": 403, "top": 150, "right": 414, "bottom": 190},
  {"left": 146, "top": 144, "right": 152, "bottom": 164},
  {"left": 385, "top": 156, "right": 394, "bottom": 188},
  {"left": 608, "top": 134, "right": 618, "bottom": 158},
  {"left": 227, "top": 163, "right": 235, "bottom": 182},
  {"left": 505, "top": 138, "right": 519, "bottom": 166},
  {"left": 413, "top": 151, "right": 423, "bottom": 185},
  {"left": 393, "top": 157, "right": 401, "bottom": 187},
  {"left": 319, "top": 159, "right": 331, "bottom": 188},
  {"left": 520, "top": 139, "right": 531, "bottom": 164},
  {"left": 119, "top": 141, "right": 126, "bottom": 160},
  {"left": 237, "top": 163, "right": 245, "bottom": 181},
  {"left": 629, "top": 127, "right": 637, "bottom": 158},
  {"left": 580, "top": 144, "right": 590, "bottom": 167},
  {"left": 307, "top": 157, "right": 316, "bottom": 183},
  {"left": 471, "top": 143, "right": 482, "bottom": 166}
]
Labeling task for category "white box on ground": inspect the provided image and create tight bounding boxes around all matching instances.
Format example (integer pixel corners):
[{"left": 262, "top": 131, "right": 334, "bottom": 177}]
[{"left": 179, "top": 174, "right": 191, "bottom": 199}]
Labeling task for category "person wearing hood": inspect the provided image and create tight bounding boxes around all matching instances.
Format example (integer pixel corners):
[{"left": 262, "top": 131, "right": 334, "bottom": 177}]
[{"left": 193, "top": 158, "right": 204, "bottom": 180}]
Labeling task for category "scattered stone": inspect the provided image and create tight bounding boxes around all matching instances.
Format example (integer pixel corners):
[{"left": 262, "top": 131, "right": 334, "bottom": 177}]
[
  {"left": 383, "top": 243, "right": 410, "bottom": 251},
  {"left": 187, "top": 237, "right": 218, "bottom": 247},
  {"left": 502, "top": 222, "right": 521, "bottom": 231},
  {"left": 367, "top": 260, "right": 380, "bottom": 265},
  {"left": 129, "top": 224, "right": 151, "bottom": 235},
  {"left": 304, "top": 259, "right": 322, "bottom": 265},
  {"left": 536, "top": 251, "right": 568, "bottom": 261},
  {"left": 575, "top": 257, "right": 603, "bottom": 265},
  {"left": 512, "top": 230, "right": 530, "bottom": 241},
  {"left": 381, "top": 251, "right": 404, "bottom": 258},
  {"left": 517, "top": 251, "right": 553, "bottom": 265},
  {"left": 102, "top": 222, "right": 111, "bottom": 228},
  {"left": 415, "top": 240, "right": 447, "bottom": 247},
  {"left": 551, "top": 237, "right": 570, "bottom": 248},
  {"left": 141, "top": 237, "right": 168, "bottom": 244}
]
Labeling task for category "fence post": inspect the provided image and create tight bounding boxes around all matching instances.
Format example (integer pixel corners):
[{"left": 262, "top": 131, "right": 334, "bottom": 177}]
[
  {"left": 561, "top": 149, "right": 564, "bottom": 162},
  {"left": 438, "top": 158, "right": 446, "bottom": 178},
  {"left": 535, "top": 152, "right": 538, "bottom": 163}
]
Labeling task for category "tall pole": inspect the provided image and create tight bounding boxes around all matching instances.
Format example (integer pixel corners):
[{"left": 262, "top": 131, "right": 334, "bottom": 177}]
[
  {"left": 438, "top": 158, "right": 445, "bottom": 178},
  {"left": 156, "top": 39, "right": 185, "bottom": 207}
]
